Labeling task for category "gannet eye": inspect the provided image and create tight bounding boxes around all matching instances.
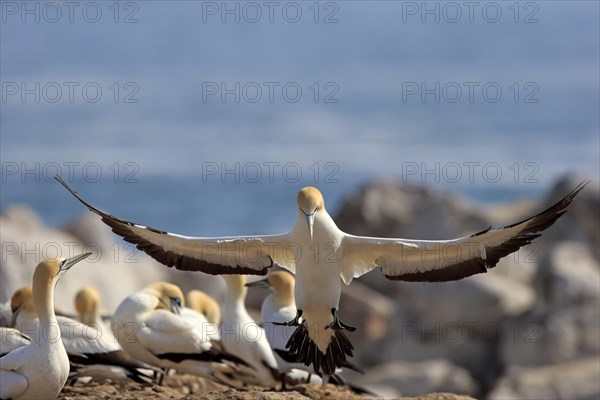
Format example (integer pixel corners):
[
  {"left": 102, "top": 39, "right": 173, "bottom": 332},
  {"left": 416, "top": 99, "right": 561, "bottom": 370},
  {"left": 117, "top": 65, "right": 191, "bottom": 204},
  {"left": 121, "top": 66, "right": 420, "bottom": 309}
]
[{"left": 171, "top": 297, "right": 181, "bottom": 307}]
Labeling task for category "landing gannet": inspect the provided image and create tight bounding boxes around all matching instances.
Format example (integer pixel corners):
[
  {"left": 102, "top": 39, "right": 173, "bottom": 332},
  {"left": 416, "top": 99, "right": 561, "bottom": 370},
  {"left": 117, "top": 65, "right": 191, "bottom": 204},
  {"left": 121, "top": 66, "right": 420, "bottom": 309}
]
[
  {"left": 0, "top": 253, "right": 91, "bottom": 400},
  {"left": 112, "top": 282, "right": 246, "bottom": 381},
  {"left": 218, "top": 275, "right": 279, "bottom": 387},
  {"left": 10, "top": 286, "right": 153, "bottom": 384},
  {"left": 57, "top": 177, "right": 588, "bottom": 375}
]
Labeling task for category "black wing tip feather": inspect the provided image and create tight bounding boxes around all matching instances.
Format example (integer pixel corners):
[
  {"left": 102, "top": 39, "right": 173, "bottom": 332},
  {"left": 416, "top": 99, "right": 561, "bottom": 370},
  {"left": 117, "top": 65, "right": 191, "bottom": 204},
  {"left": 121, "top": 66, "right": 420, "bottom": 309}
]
[
  {"left": 285, "top": 323, "right": 354, "bottom": 376},
  {"left": 502, "top": 180, "right": 589, "bottom": 231},
  {"left": 55, "top": 176, "right": 270, "bottom": 276},
  {"left": 385, "top": 182, "right": 589, "bottom": 283},
  {"left": 157, "top": 342, "right": 251, "bottom": 367}
]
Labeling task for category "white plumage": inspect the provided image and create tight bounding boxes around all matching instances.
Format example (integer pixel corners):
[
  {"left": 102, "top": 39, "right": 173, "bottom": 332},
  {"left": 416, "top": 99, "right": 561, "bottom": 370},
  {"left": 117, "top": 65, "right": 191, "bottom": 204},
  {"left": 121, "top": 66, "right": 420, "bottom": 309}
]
[{"left": 0, "top": 253, "right": 90, "bottom": 400}]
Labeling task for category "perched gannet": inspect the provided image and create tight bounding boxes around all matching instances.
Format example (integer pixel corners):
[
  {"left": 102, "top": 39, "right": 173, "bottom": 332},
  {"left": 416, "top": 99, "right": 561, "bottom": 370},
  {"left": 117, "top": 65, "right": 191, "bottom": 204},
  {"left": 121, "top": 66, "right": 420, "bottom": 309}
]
[
  {"left": 112, "top": 282, "right": 245, "bottom": 381},
  {"left": 218, "top": 275, "right": 279, "bottom": 387},
  {"left": 57, "top": 176, "right": 589, "bottom": 375},
  {"left": 11, "top": 286, "right": 152, "bottom": 384},
  {"left": 246, "top": 271, "right": 300, "bottom": 376},
  {"left": 74, "top": 286, "right": 108, "bottom": 328},
  {"left": 187, "top": 290, "right": 221, "bottom": 325},
  {"left": 0, "top": 253, "right": 91, "bottom": 400}
]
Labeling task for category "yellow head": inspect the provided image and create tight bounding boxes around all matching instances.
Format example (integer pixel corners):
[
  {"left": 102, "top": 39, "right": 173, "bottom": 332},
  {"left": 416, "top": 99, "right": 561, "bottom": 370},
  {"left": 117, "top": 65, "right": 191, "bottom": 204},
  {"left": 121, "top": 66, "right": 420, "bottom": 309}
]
[
  {"left": 297, "top": 187, "right": 325, "bottom": 240},
  {"left": 75, "top": 286, "right": 100, "bottom": 325},
  {"left": 246, "top": 270, "right": 295, "bottom": 307},
  {"left": 187, "top": 290, "right": 221, "bottom": 324},
  {"left": 11, "top": 286, "right": 35, "bottom": 314},
  {"left": 144, "top": 282, "right": 185, "bottom": 314},
  {"left": 12, "top": 253, "right": 91, "bottom": 325},
  {"left": 268, "top": 270, "right": 295, "bottom": 306}
]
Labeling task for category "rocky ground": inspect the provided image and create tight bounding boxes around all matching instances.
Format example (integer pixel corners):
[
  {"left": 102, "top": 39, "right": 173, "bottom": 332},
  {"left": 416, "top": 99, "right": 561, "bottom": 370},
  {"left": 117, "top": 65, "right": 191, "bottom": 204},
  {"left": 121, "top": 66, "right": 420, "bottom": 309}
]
[
  {"left": 57, "top": 374, "right": 476, "bottom": 400},
  {"left": 3, "top": 174, "right": 599, "bottom": 399}
]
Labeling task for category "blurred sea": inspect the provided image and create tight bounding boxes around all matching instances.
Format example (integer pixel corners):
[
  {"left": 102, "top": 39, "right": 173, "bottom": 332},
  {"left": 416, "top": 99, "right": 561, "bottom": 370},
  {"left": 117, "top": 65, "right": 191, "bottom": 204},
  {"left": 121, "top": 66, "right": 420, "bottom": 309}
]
[{"left": 1, "top": 1, "right": 598, "bottom": 235}]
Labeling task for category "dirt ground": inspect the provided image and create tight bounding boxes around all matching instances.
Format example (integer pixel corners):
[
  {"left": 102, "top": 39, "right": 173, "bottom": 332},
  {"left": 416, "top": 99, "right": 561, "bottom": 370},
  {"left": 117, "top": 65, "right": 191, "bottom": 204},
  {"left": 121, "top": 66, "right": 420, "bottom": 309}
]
[
  {"left": 57, "top": 374, "right": 476, "bottom": 399},
  {"left": 58, "top": 374, "right": 362, "bottom": 400}
]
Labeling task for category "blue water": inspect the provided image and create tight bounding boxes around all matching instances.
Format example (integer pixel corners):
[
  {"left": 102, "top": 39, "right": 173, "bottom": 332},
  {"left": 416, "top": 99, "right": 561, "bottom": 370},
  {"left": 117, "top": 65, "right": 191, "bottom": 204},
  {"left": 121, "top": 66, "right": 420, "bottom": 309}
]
[{"left": 1, "top": 1, "right": 598, "bottom": 233}]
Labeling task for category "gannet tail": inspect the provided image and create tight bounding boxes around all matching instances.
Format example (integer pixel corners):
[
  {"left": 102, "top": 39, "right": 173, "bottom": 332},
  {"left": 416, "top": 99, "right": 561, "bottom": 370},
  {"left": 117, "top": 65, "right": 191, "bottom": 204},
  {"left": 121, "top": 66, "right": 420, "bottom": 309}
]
[{"left": 285, "top": 322, "right": 354, "bottom": 375}]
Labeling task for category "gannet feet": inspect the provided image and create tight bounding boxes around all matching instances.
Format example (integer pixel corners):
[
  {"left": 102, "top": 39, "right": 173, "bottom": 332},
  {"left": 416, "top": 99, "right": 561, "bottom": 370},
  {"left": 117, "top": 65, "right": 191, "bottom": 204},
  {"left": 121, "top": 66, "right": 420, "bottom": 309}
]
[
  {"left": 273, "top": 309, "right": 303, "bottom": 327},
  {"left": 325, "top": 308, "right": 357, "bottom": 332}
]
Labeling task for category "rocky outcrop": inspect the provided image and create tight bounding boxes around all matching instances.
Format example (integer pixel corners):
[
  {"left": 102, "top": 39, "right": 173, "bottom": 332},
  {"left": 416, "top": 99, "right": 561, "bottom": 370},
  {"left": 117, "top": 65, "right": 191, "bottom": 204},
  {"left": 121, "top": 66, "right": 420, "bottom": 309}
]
[
  {"left": 488, "top": 357, "right": 600, "bottom": 399},
  {"left": 354, "top": 359, "right": 478, "bottom": 398}
]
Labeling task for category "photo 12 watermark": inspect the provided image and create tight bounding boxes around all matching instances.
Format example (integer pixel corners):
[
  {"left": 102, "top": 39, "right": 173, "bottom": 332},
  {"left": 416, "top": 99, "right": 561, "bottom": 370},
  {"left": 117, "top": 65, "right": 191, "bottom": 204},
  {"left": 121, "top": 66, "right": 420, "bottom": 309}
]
[
  {"left": 400, "top": 81, "right": 539, "bottom": 104},
  {"left": 400, "top": 1, "right": 539, "bottom": 24},
  {"left": 200, "top": 1, "right": 339, "bottom": 23},
  {"left": 201, "top": 81, "right": 339, "bottom": 104},
  {"left": 400, "top": 321, "right": 540, "bottom": 344},
  {"left": 1, "top": 162, "right": 140, "bottom": 183},
  {"left": 1, "top": 1, "right": 140, "bottom": 24},
  {"left": 400, "top": 161, "right": 540, "bottom": 184},
  {"left": 200, "top": 161, "right": 340, "bottom": 183},
  {"left": 1, "top": 82, "right": 140, "bottom": 104},
  {"left": 1, "top": 241, "right": 141, "bottom": 265}
]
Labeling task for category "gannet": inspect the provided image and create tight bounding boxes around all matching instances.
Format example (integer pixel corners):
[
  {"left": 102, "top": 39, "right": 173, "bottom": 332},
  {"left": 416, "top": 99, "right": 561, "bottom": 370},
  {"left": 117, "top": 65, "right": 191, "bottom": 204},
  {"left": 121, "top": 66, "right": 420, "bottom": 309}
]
[
  {"left": 74, "top": 286, "right": 112, "bottom": 334},
  {"left": 187, "top": 290, "right": 221, "bottom": 325},
  {"left": 57, "top": 176, "right": 588, "bottom": 375},
  {"left": 218, "top": 275, "right": 279, "bottom": 387},
  {"left": 0, "top": 253, "right": 91, "bottom": 400},
  {"left": 111, "top": 282, "right": 246, "bottom": 382},
  {"left": 0, "top": 328, "right": 31, "bottom": 357},
  {"left": 10, "top": 286, "right": 154, "bottom": 384}
]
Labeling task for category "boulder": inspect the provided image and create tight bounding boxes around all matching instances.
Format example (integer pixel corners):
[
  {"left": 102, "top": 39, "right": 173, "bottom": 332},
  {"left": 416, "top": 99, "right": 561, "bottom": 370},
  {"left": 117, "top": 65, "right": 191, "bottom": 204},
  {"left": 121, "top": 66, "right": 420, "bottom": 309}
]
[
  {"left": 488, "top": 357, "right": 600, "bottom": 399},
  {"left": 393, "top": 273, "right": 535, "bottom": 325},
  {"left": 542, "top": 241, "right": 600, "bottom": 308},
  {"left": 334, "top": 179, "right": 490, "bottom": 241},
  {"left": 354, "top": 359, "right": 478, "bottom": 398},
  {"left": 539, "top": 175, "right": 599, "bottom": 259}
]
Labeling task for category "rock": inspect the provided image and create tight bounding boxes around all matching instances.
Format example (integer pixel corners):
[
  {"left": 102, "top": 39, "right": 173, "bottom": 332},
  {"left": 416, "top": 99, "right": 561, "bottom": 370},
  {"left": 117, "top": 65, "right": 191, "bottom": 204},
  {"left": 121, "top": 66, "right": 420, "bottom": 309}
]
[
  {"left": 542, "top": 241, "right": 600, "bottom": 308},
  {"left": 334, "top": 179, "right": 490, "bottom": 241},
  {"left": 0, "top": 205, "right": 44, "bottom": 233},
  {"left": 488, "top": 357, "right": 600, "bottom": 400},
  {"left": 393, "top": 273, "right": 535, "bottom": 325},
  {"left": 500, "top": 311, "right": 577, "bottom": 367},
  {"left": 338, "top": 279, "right": 395, "bottom": 344},
  {"left": 540, "top": 175, "right": 600, "bottom": 259},
  {"left": 501, "top": 303, "right": 600, "bottom": 368},
  {"left": 354, "top": 359, "right": 478, "bottom": 398}
]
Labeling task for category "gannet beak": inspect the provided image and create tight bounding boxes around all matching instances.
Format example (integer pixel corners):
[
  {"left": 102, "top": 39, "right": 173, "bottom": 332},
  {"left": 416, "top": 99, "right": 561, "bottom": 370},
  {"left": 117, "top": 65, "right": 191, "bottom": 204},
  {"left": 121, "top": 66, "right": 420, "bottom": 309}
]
[
  {"left": 305, "top": 213, "right": 315, "bottom": 240},
  {"left": 10, "top": 308, "right": 20, "bottom": 328},
  {"left": 245, "top": 278, "right": 271, "bottom": 289},
  {"left": 170, "top": 298, "right": 181, "bottom": 315},
  {"left": 60, "top": 252, "right": 93, "bottom": 273}
]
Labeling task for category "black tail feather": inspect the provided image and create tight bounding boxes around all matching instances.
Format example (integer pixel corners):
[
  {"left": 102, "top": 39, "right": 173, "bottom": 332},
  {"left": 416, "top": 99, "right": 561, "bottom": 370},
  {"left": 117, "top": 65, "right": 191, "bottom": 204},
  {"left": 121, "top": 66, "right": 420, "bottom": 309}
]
[{"left": 285, "top": 322, "right": 354, "bottom": 375}]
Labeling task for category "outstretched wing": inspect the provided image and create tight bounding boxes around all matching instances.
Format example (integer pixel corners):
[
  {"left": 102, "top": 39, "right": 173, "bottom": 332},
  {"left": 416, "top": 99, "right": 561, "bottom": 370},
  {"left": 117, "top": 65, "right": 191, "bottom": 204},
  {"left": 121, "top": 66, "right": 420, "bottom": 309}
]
[
  {"left": 56, "top": 176, "right": 293, "bottom": 275},
  {"left": 341, "top": 182, "right": 588, "bottom": 283}
]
